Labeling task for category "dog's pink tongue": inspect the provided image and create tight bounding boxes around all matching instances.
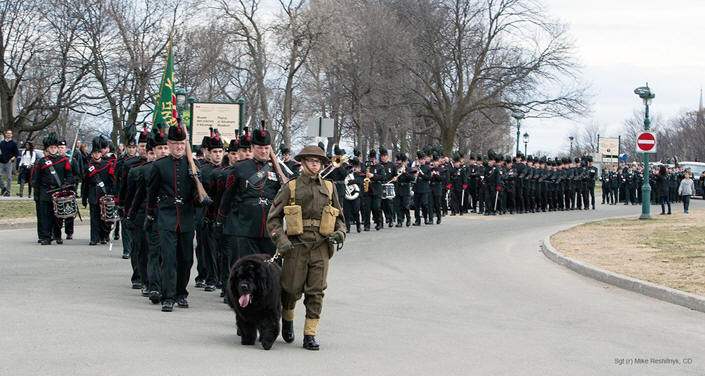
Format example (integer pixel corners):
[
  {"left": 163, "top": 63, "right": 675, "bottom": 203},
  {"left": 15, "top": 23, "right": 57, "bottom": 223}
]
[{"left": 239, "top": 294, "right": 251, "bottom": 308}]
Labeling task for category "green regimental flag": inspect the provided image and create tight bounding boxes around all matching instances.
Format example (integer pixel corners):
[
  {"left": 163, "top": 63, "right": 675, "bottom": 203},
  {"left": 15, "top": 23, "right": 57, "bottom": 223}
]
[{"left": 153, "top": 37, "right": 178, "bottom": 128}]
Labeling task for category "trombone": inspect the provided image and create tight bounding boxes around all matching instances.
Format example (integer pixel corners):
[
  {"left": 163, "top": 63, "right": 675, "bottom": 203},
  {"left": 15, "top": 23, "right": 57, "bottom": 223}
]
[{"left": 320, "top": 154, "right": 349, "bottom": 179}]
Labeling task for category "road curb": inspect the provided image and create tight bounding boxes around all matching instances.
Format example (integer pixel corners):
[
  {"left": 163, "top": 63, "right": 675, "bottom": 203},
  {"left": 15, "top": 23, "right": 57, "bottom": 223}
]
[
  {"left": 0, "top": 221, "right": 37, "bottom": 230},
  {"left": 542, "top": 229, "right": 705, "bottom": 314}
]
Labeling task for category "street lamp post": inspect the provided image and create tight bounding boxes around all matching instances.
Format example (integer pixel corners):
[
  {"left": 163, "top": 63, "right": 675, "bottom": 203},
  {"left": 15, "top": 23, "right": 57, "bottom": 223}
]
[
  {"left": 512, "top": 112, "right": 525, "bottom": 155},
  {"left": 523, "top": 132, "right": 529, "bottom": 156},
  {"left": 635, "top": 84, "right": 655, "bottom": 220},
  {"left": 569, "top": 136, "right": 574, "bottom": 158}
]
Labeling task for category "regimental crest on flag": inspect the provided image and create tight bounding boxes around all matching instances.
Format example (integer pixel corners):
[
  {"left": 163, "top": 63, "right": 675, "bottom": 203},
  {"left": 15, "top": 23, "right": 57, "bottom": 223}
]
[{"left": 153, "top": 36, "right": 178, "bottom": 129}]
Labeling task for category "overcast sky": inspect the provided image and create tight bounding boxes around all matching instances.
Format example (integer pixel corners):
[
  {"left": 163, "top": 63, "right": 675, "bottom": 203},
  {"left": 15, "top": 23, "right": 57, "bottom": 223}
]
[{"left": 523, "top": 0, "right": 705, "bottom": 155}]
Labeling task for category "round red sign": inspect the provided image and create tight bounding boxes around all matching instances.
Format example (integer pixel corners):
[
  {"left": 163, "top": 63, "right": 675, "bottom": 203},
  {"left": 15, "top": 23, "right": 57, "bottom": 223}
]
[{"left": 637, "top": 132, "right": 656, "bottom": 152}]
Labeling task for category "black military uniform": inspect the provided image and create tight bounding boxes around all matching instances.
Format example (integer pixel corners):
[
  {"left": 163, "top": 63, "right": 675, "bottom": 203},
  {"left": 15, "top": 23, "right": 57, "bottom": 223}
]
[
  {"left": 394, "top": 154, "right": 412, "bottom": 226},
  {"left": 585, "top": 156, "right": 597, "bottom": 209},
  {"left": 412, "top": 151, "right": 431, "bottom": 225},
  {"left": 216, "top": 126, "right": 281, "bottom": 277},
  {"left": 56, "top": 139, "right": 79, "bottom": 240},
  {"left": 362, "top": 150, "right": 385, "bottom": 231},
  {"left": 378, "top": 147, "right": 396, "bottom": 227},
  {"left": 146, "top": 124, "right": 199, "bottom": 312},
  {"left": 82, "top": 137, "right": 116, "bottom": 246},
  {"left": 128, "top": 125, "right": 168, "bottom": 304},
  {"left": 32, "top": 133, "right": 74, "bottom": 245},
  {"left": 195, "top": 130, "right": 222, "bottom": 291},
  {"left": 429, "top": 156, "right": 444, "bottom": 223},
  {"left": 343, "top": 157, "right": 364, "bottom": 232}
]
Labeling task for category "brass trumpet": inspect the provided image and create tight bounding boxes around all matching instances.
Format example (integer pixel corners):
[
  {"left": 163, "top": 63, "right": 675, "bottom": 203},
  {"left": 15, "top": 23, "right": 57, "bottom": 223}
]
[
  {"left": 320, "top": 154, "right": 350, "bottom": 179},
  {"left": 363, "top": 166, "right": 371, "bottom": 193}
]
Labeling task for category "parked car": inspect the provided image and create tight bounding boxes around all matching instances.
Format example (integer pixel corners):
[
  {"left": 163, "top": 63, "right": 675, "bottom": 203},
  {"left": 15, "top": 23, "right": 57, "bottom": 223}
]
[{"left": 677, "top": 161, "right": 705, "bottom": 197}]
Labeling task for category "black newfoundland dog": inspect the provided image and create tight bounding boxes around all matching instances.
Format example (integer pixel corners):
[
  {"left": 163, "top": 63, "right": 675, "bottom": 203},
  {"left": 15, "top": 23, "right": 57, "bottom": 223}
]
[{"left": 227, "top": 254, "right": 282, "bottom": 350}]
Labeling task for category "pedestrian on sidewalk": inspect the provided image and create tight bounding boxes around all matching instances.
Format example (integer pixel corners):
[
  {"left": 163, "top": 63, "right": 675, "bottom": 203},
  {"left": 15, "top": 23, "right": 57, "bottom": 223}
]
[
  {"left": 18, "top": 141, "right": 36, "bottom": 197},
  {"left": 678, "top": 171, "right": 694, "bottom": 214},
  {"left": 655, "top": 165, "right": 671, "bottom": 215},
  {"left": 0, "top": 130, "right": 19, "bottom": 196}
]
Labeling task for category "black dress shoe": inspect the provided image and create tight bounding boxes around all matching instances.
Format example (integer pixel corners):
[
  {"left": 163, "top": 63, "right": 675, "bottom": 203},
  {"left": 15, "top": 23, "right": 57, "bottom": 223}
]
[
  {"left": 149, "top": 290, "right": 161, "bottom": 304},
  {"left": 356, "top": 224, "right": 361, "bottom": 233},
  {"left": 100, "top": 240, "right": 107, "bottom": 245},
  {"left": 204, "top": 284, "right": 216, "bottom": 292},
  {"left": 161, "top": 300, "right": 174, "bottom": 312},
  {"left": 114, "top": 234, "right": 120, "bottom": 240},
  {"left": 41, "top": 239, "right": 51, "bottom": 245},
  {"left": 141, "top": 287, "right": 149, "bottom": 297},
  {"left": 387, "top": 222, "right": 393, "bottom": 228},
  {"left": 364, "top": 226, "right": 370, "bottom": 231},
  {"left": 303, "top": 335, "right": 319, "bottom": 351},
  {"left": 66, "top": 235, "right": 72, "bottom": 240},
  {"left": 436, "top": 218, "right": 441, "bottom": 224},
  {"left": 56, "top": 239, "right": 63, "bottom": 244},
  {"left": 131, "top": 281, "right": 142, "bottom": 289},
  {"left": 374, "top": 223, "right": 381, "bottom": 231},
  {"left": 220, "top": 290, "right": 225, "bottom": 298},
  {"left": 412, "top": 220, "right": 421, "bottom": 226},
  {"left": 282, "top": 319, "right": 295, "bottom": 343},
  {"left": 176, "top": 297, "right": 189, "bottom": 308},
  {"left": 89, "top": 241, "right": 97, "bottom": 246},
  {"left": 195, "top": 281, "right": 204, "bottom": 288},
  {"left": 395, "top": 223, "right": 402, "bottom": 228},
  {"left": 121, "top": 252, "right": 129, "bottom": 260},
  {"left": 37, "top": 239, "right": 42, "bottom": 243}
]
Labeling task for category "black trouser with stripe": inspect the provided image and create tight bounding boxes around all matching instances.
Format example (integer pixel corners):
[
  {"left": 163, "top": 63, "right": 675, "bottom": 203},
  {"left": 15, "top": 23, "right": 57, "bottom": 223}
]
[{"left": 159, "top": 229, "right": 194, "bottom": 302}]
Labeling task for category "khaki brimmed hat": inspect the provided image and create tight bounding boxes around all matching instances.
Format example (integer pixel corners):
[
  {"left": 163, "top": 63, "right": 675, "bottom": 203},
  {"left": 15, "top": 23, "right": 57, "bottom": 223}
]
[{"left": 295, "top": 144, "right": 330, "bottom": 164}]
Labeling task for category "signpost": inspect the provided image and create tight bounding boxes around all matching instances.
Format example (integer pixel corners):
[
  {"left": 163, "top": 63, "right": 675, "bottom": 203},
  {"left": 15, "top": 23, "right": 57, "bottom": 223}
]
[{"left": 636, "top": 131, "right": 656, "bottom": 153}]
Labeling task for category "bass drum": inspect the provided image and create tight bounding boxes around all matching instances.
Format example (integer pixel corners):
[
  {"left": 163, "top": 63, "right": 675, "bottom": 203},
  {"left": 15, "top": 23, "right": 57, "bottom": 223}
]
[{"left": 344, "top": 173, "right": 360, "bottom": 200}]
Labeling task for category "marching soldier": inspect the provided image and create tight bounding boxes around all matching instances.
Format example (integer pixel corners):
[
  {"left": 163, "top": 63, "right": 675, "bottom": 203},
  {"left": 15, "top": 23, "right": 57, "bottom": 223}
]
[
  {"left": 378, "top": 147, "right": 396, "bottom": 227},
  {"left": 586, "top": 156, "right": 597, "bottom": 209},
  {"left": 216, "top": 124, "right": 282, "bottom": 280},
  {"left": 280, "top": 144, "right": 301, "bottom": 178},
  {"left": 56, "top": 139, "right": 79, "bottom": 241},
  {"left": 343, "top": 157, "right": 364, "bottom": 232},
  {"left": 128, "top": 124, "right": 170, "bottom": 304},
  {"left": 33, "top": 133, "right": 73, "bottom": 245},
  {"left": 82, "top": 137, "right": 116, "bottom": 247},
  {"left": 195, "top": 129, "right": 223, "bottom": 292},
  {"left": 394, "top": 154, "right": 412, "bottom": 226},
  {"left": 429, "top": 155, "right": 444, "bottom": 223},
  {"left": 267, "top": 144, "right": 346, "bottom": 351},
  {"left": 412, "top": 151, "right": 431, "bottom": 225},
  {"left": 146, "top": 122, "right": 199, "bottom": 312}
]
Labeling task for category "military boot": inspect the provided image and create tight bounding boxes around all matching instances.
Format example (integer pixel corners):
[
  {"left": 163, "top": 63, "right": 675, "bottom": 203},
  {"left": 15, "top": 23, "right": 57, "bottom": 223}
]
[
  {"left": 282, "top": 320, "right": 295, "bottom": 343},
  {"left": 303, "top": 318, "right": 320, "bottom": 350},
  {"left": 303, "top": 335, "right": 319, "bottom": 351},
  {"left": 282, "top": 310, "right": 295, "bottom": 343}
]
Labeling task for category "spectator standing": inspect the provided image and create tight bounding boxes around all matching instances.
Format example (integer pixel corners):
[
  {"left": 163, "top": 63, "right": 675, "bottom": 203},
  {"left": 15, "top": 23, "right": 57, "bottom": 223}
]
[
  {"left": 655, "top": 165, "right": 671, "bottom": 215},
  {"left": 678, "top": 171, "right": 694, "bottom": 214},
  {"left": 18, "top": 141, "right": 36, "bottom": 197},
  {"left": 0, "top": 130, "right": 20, "bottom": 196}
]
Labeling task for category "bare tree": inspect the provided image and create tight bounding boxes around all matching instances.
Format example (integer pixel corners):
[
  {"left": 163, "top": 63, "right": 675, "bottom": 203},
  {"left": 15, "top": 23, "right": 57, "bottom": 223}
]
[
  {"left": 401, "top": 0, "right": 587, "bottom": 154},
  {"left": 0, "top": 0, "right": 90, "bottom": 136},
  {"left": 216, "top": 0, "right": 271, "bottom": 129}
]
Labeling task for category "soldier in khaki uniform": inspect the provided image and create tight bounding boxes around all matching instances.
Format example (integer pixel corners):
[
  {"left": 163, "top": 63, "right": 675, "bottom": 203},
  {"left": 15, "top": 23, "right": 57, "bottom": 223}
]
[{"left": 267, "top": 145, "right": 346, "bottom": 351}]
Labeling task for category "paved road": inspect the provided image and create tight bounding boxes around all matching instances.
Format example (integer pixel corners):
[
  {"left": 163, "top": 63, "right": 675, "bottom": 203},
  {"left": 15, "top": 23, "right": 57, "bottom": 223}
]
[{"left": 1, "top": 202, "right": 704, "bottom": 375}]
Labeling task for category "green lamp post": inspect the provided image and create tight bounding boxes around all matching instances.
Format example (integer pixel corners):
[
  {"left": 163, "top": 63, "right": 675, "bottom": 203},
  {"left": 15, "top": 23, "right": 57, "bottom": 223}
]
[
  {"left": 634, "top": 84, "right": 655, "bottom": 220},
  {"left": 569, "top": 136, "right": 574, "bottom": 158},
  {"left": 523, "top": 132, "right": 529, "bottom": 156},
  {"left": 238, "top": 98, "right": 245, "bottom": 131},
  {"left": 512, "top": 111, "right": 525, "bottom": 155}
]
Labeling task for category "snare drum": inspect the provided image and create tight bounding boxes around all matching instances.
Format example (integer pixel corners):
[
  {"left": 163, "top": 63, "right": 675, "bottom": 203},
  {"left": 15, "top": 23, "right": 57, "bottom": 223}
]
[
  {"left": 381, "top": 183, "right": 396, "bottom": 200},
  {"left": 51, "top": 190, "right": 78, "bottom": 219},
  {"left": 99, "top": 195, "right": 119, "bottom": 222}
]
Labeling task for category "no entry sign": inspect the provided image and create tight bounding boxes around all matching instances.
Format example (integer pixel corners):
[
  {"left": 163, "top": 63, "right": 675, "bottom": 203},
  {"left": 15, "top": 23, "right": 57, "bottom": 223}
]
[{"left": 636, "top": 131, "right": 656, "bottom": 153}]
